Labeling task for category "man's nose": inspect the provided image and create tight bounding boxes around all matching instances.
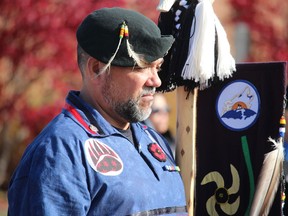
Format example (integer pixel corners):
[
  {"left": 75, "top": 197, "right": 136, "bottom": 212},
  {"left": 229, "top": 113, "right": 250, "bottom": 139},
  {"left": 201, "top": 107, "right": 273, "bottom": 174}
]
[{"left": 146, "top": 69, "right": 162, "bottom": 88}]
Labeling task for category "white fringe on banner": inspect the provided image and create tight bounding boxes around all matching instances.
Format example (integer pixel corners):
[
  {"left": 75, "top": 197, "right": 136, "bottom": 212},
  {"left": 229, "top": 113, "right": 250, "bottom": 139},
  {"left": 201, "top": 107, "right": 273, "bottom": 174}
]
[
  {"left": 157, "top": 0, "right": 176, "bottom": 12},
  {"left": 181, "top": 0, "right": 235, "bottom": 89},
  {"left": 214, "top": 16, "right": 236, "bottom": 80}
]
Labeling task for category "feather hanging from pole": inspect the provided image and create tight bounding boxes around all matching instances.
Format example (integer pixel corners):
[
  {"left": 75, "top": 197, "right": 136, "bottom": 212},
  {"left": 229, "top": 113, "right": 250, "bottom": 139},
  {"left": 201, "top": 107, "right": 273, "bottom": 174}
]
[{"left": 249, "top": 137, "right": 284, "bottom": 216}]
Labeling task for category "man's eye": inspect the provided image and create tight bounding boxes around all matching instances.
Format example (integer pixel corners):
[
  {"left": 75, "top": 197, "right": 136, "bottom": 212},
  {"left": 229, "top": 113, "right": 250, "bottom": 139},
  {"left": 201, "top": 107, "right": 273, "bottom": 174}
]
[
  {"left": 132, "top": 65, "right": 162, "bottom": 73},
  {"left": 133, "top": 67, "right": 145, "bottom": 72}
]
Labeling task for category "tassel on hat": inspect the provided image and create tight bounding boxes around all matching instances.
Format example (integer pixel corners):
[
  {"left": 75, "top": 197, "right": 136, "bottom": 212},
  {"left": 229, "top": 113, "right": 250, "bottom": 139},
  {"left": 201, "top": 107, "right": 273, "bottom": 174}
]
[
  {"left": 99, "top": 22, "right": 146, "bottom": 74},
  {"left": 99, "top": 22, "right": 126, "bottom": 74},
  {"left": 125, "top": 25, "right": 146, "bottom": 68}
]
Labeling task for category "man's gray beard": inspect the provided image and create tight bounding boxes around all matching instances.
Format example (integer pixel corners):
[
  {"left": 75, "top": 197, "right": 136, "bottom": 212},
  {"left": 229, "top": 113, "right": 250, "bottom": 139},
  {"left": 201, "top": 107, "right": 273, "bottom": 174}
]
[
  {"left": 102, "top": 78, "right": 153, "bottom": 122},
  {"left": 114, "top": 97, "right": 152, "bottom": 123}
]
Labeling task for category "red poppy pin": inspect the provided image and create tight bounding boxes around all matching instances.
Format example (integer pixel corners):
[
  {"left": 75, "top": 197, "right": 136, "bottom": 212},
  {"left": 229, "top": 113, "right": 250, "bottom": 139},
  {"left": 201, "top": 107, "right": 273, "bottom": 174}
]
[{"left": 148, "top": 143, "right": 166, "bottom": 162}]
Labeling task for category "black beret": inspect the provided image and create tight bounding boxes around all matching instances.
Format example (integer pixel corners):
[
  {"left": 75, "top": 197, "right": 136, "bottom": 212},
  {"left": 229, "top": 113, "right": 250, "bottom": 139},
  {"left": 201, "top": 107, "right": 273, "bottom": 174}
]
[{"left": 76, "top": 7, "right": 174, "bottom": 67}]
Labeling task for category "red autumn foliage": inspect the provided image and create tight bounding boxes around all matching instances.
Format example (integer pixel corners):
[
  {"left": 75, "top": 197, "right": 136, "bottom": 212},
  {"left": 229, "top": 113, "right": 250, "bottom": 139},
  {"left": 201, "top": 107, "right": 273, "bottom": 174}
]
[
  {"left": 230, "top": 0, "right": 288, "bottom": 62},
  {"left": 0, "top": 0, "right": 161, "bottom": 190},
  {"left": 0, "top": 0, "right": 127, "bottom": 134},
  {"left": 0, "top": 0, "right": 127, "bottom": 189}
]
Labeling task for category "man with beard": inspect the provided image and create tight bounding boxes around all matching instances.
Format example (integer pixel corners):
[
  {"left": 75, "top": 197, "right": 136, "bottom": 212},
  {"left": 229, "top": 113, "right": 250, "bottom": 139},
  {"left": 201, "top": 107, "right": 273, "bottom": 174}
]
[{"left": 8, "top": 7, "right": 188, "bottom": 215}]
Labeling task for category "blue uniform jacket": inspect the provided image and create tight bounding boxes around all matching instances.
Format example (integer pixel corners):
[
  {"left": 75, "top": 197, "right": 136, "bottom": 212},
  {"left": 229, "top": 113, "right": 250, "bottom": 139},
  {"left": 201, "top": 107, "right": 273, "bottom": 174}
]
[{"left": 8, "top": 91, "right": 187, "bottom": 215}]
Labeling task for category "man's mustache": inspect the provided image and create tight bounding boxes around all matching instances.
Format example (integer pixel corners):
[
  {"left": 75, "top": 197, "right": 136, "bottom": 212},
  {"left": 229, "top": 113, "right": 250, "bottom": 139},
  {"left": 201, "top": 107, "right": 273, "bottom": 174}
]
[{"left": 141, "top": 87, "right": 156, "bottom": 96}]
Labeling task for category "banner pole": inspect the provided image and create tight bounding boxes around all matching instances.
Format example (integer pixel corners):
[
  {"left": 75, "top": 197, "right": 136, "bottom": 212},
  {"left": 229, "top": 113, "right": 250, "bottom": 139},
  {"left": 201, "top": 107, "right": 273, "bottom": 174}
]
[{"left": 176, "top": 86, "right": 198, "bottom": 215}]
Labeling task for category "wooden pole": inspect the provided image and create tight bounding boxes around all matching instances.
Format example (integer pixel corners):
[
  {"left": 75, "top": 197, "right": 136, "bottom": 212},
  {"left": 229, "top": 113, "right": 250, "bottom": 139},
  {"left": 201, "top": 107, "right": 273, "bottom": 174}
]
[{"left": 176, "top": 86, "right": 198, "bottom": 215}]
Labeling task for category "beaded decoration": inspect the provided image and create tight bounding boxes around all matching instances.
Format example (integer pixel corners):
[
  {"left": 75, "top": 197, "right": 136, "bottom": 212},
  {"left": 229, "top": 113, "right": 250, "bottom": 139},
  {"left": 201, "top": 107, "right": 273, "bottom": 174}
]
[{"left": 99, "top": 21, "right": 146, "bottom": 75}]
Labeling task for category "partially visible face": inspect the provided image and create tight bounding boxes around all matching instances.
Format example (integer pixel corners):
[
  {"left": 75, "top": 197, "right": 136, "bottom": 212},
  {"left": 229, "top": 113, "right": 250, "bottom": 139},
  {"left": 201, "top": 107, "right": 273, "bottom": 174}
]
[
  {"left": 101, "top": 58, "right": 163, "bottom": 123},
  {"left": 149, "top": 94, "right": 170, "bottom": 133}
]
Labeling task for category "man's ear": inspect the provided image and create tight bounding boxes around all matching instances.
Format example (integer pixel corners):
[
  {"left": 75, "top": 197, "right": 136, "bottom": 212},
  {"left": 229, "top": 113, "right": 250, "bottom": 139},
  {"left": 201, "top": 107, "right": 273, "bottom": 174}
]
[{"left": 87, "top": 57, "right": 100, "bottom": 78}]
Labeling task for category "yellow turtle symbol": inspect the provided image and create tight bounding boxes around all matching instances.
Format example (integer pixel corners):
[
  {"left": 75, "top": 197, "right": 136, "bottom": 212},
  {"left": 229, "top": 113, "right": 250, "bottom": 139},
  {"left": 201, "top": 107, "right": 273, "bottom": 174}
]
[{"left": 201, "top": 164, "right": 240, "bottom": 215}]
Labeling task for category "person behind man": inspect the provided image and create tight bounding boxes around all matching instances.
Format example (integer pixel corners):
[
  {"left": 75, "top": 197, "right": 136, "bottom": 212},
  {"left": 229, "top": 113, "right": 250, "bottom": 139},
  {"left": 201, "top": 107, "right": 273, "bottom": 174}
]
[
  {"left": 8, "top": 7, "right": 187, "bottom": 215},
  {"left": 145, "top": 93, "right": 176, "bottom": 157}
]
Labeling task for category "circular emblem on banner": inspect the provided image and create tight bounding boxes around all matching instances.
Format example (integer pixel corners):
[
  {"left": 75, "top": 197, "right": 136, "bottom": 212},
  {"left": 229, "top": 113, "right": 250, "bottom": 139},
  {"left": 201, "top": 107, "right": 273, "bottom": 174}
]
[{"left": 216, "top": 80, "right": 260, "bottom": 131}]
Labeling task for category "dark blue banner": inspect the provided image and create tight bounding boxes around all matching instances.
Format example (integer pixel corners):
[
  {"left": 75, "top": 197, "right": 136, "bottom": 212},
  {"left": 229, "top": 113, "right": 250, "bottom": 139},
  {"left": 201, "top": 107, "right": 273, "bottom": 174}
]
[{"left": 196, "top": 62, "right": 286, "bottom": 215}]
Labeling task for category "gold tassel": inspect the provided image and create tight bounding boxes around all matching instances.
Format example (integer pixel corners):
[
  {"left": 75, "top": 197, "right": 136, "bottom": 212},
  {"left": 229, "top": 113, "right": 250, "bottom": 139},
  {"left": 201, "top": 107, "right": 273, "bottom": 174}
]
[{"left": 249, "top": 137, "right": 284, "bottom": 216}]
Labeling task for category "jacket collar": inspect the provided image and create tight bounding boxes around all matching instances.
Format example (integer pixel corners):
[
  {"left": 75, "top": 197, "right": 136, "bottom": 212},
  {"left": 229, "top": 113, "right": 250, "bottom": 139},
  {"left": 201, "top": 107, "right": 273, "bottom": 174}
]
[{"left": 63, "top": 91, "right": 149, "bottom": 137}]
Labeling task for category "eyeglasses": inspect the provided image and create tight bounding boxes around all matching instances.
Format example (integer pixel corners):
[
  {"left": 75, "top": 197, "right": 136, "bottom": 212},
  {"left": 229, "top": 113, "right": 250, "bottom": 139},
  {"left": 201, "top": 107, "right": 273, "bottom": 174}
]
[{"left": 151, "top": 107, "right": 170, "bottom": 114}]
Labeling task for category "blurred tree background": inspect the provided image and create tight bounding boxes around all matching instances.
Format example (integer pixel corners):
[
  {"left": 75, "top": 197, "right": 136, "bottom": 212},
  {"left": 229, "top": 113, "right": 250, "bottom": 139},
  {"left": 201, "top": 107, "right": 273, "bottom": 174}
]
[
  {"left": 230, "top": 0, "right": 288, "bottom": 61},
  {"left": 0, "top": 0, "right": 287, "bottom": 214}
]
